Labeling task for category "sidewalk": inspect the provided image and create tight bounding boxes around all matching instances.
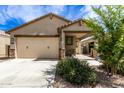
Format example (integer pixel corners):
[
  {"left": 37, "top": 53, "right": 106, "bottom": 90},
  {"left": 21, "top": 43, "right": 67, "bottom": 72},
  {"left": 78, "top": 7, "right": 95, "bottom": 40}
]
[{"left": 75, "top": 54, "right": 102, "bottom": 66}]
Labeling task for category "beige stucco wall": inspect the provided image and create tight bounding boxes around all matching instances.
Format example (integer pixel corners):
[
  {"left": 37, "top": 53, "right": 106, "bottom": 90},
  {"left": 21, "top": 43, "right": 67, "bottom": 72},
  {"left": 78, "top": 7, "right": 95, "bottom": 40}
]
[
  {"left": 65, "top": 32, "right": 87, "bottom": 38},
  {"left": 75, "top": 40, "right": 82, "bottom": 54},
  {"left": 64, "top": 32, "right": 88, "bottom": 55},
  {"left": 12, "top": 16, "right": 68, "bottom": 35},
  {"left": 61, "top": 20, "right": 91, "bottom": 57},
  {"left": 10, "top": 15, "right": 69, "bottom": 50},
  {"left": 0, "top": 33, "right": 10, "bottom": 57},
  {"left": 63, "top": 22, "right": 91, "bottom": 54},
  {"left": 62, "top": 22, "right": 91, "bottom": 31},
  {"left": 16, "top": 37, "right": 59, "bottom": 59}
]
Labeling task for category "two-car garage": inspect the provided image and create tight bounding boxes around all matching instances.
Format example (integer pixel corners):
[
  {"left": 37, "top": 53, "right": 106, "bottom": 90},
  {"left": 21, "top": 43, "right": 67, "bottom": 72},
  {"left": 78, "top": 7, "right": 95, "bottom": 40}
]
[
  {"left": 7, "top": 13, "right": 72, "bottom": 59},
  {"left": 16, "top": 36, "right": 59, "bottom": 59}
]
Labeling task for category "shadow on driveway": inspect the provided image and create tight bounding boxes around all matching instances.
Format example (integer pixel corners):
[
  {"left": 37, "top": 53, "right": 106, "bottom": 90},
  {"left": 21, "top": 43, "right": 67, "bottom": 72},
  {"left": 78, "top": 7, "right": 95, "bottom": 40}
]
[
  {"left": 42, "top": 65, "right": 56, "bottom": 88},
  {"left": 33, "top": 58, "right": 58, "bottom": 61}
]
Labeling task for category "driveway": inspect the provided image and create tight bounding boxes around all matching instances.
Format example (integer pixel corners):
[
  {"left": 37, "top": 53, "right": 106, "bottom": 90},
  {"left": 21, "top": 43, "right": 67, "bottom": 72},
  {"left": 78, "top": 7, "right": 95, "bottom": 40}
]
[{"left": 0, "top": 59, "right": 58, "bottom": 88}]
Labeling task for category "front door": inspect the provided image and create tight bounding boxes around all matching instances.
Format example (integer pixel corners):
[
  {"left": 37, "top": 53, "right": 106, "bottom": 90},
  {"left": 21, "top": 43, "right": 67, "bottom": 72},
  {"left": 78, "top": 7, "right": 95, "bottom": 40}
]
[{"left": 89, "top": 42, "right": 94, "bottom": 56}]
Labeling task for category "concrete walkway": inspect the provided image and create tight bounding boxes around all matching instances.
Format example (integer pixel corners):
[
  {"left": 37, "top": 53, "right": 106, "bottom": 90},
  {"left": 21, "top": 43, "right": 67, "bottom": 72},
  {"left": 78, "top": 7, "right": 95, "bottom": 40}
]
[
  {"left": 75, "top": 54, "right": 102, "bottom": 66},
  {"left": 0, "top": 59, "right": 58, "bottom": 88}
]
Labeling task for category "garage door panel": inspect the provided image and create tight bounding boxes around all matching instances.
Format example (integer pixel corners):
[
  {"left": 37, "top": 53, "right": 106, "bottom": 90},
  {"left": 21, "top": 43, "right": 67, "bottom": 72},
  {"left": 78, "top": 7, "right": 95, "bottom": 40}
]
[{"left": 16, "top": 37, "right": 59, "bottom": 59}]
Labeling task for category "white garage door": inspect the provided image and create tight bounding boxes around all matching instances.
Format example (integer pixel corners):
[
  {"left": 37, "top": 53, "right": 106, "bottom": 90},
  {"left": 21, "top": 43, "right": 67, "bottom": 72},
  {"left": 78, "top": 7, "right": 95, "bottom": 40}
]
[{"left": 16, "top": 37, "right": 59, "bottom": 59}]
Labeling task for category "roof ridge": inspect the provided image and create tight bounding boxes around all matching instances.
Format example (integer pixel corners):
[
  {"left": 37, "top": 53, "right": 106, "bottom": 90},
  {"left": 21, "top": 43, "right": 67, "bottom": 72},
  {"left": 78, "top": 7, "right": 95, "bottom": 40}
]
[
  {"left": 48, "top": 12, "right": 71, "bottom": 22},
  {"left": 6, "top": 12, "right": 71, "bottom": 34},
  {"left": 58, "top": 18, "right": 85, "bottom": 29}
]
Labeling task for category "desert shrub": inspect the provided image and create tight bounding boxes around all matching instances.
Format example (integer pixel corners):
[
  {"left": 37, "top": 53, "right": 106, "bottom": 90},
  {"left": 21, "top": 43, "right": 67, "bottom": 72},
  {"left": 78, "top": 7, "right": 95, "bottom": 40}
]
[{"left": 56, "top": 57, "right": 97, "bottom": 85}]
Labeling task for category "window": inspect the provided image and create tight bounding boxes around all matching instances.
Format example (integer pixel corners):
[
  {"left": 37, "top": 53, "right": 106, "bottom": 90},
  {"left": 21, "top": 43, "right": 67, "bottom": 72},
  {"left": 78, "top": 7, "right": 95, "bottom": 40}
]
[
  {"left": 11, "top": 38, "right": 14, "bottom": 44},
  {"left": 65, "top": 36, "right": 73, "bottom": 45}
]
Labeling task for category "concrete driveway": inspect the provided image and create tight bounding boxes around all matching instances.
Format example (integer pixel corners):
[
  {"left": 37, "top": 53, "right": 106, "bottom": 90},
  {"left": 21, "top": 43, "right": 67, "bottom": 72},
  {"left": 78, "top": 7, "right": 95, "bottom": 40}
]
[{"left": 0, "top": 59, "right": 58, "bottom": 88}]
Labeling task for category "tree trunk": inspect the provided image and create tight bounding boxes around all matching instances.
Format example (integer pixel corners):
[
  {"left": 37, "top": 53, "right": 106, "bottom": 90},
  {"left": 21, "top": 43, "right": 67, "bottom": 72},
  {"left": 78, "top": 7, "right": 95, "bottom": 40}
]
[{"left": 106, "top": 65, "right": 110, "bottom": 75}]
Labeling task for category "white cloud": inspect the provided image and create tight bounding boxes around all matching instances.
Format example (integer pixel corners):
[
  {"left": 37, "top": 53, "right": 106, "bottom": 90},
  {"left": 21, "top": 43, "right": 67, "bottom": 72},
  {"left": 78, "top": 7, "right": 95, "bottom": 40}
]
[
  {"left": 80, "top": 5, "right": 98, "bottom": 19},
  {"left": 45, "top": 5, "right": 65, "bottom": 14},
  {"left": 0, "top": 13, "right": 7, "bottom": 24},
  {"left": 0, "top": 5, "right": 100, "bottom": 25},
  {"left": 65, "top": 6, "right": 85, "bottom": 21},
  {"left": 65, "top": 5, "right": 98, "bottom": 21},
  {"left": 0, "top": 7, "right": 11, "bottom": 24},
  {"left": 0, "top": 5, "right": 65, "bottom": 25},
  {"left": 6, "top": 6, "right": 45, "bottom": 22}
]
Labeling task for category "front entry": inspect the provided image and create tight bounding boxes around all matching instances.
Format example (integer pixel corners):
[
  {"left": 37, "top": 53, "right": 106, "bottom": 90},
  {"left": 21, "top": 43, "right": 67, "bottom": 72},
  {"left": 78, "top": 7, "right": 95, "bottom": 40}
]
[
  {"left": 89, "top": 42, "right": 94, "bottom": 57},
  {"left": 65, "top": 36, "right": 75, "bottom": 56}
]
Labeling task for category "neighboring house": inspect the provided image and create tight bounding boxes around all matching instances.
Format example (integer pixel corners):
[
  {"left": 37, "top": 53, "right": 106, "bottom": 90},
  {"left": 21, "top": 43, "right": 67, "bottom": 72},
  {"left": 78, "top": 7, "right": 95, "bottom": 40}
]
[
  {"left": 7, "top": 13, "right": 92, "bottom": 59},
  {"left": 0, "top": 31, "right": 10, "bottom": 58}
]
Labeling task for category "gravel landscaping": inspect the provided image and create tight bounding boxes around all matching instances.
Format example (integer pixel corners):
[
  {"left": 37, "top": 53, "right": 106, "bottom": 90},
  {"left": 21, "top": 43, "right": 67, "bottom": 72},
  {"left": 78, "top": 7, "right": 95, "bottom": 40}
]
[
  {"left": 52, "top": 55, "right": 124, "bottom": 88},
  {"left": 52, "top": 65, "right": 124, "bottom": 88}
]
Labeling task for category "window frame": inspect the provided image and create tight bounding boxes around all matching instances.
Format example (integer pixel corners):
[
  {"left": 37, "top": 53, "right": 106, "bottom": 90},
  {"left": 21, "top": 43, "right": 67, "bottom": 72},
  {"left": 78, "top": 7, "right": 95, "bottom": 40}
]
[{"left": 65, "top": 36, "right": 73, "bottom": 45}]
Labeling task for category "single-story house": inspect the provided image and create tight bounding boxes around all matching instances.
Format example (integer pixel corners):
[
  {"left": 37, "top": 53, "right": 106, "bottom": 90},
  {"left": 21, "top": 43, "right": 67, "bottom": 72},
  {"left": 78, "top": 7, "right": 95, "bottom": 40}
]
[
  {"left": 0, "top": 31, "right": 10, "bottom": 58},
  {"left": 7, "top": 13, "right": 93, "bottom": 59}
]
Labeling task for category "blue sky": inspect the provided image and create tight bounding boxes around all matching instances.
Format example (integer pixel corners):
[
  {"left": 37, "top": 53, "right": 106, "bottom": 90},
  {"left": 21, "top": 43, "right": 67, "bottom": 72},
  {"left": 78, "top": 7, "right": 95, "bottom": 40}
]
[{"left": 0, "top": 5, "right": 94, "bottom": 31}]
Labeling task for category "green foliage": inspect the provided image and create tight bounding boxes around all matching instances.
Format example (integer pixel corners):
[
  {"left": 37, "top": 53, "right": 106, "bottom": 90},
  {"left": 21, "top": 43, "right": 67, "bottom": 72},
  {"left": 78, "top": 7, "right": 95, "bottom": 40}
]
[
  {"left": 86, "top": 5, "right": 124, "bottom": 75},
  {"left": 118, "top": 61, "right": 124, "bottom": 75},
  {"left": 56, "top": 57, "right": 97, "bottom": 85}
]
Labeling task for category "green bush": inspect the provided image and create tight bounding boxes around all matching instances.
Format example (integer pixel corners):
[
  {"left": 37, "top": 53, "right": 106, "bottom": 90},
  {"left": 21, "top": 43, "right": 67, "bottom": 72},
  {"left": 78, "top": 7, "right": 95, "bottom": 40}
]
[
  {"left": 118, "top": 61, "right": 124, "bottom": 75},
  {"left": 56, "top": 57, "right": 97, "bottom": 85}
]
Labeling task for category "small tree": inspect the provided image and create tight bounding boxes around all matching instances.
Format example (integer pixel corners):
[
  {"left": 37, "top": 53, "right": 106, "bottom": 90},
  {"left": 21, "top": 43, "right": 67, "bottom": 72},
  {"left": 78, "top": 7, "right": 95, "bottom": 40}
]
[{"left": 86, "top": 5, "right": 124, "bottom": 75}]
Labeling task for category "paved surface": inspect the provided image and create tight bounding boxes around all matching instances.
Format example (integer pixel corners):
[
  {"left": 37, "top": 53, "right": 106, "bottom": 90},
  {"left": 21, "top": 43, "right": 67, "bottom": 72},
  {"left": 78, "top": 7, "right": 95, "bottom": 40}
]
[
  {"left": 0, "top": 59, "right": 58, "bottom": 88},
  {"left": 75, "top": 54, "right": 102, "bottom": 66}
]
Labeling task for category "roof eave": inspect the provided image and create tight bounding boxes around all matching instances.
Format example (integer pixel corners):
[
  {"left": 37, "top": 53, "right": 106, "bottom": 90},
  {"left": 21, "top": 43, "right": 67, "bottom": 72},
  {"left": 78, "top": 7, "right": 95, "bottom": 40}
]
[{"left": 6, "top": 13, "right": 71, "bottom": 34}]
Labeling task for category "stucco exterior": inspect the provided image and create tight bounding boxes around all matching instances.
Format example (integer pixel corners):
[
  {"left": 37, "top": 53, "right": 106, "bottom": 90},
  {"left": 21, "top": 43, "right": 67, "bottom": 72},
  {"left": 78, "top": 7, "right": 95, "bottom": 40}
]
[
  {"left": 6, "top": 13, "right": 92, "bottom": 59},
  {"left": 0, "top": 31, "right": 10, "bottom": 58},
  {"left": 16, "top": 37, "right": 59, "bottom": 59},
  {"left": 9, "top": 13, "right": 69, "bottom": 50},
  {"left": 59, "top": 20, "right": 91, "bottom": 58},
  {"left": 62, "top": 21, "right": 91, "bottom": 31},
  {"left": 12, "top": 15, "right": 68, "bottom": 35}
]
